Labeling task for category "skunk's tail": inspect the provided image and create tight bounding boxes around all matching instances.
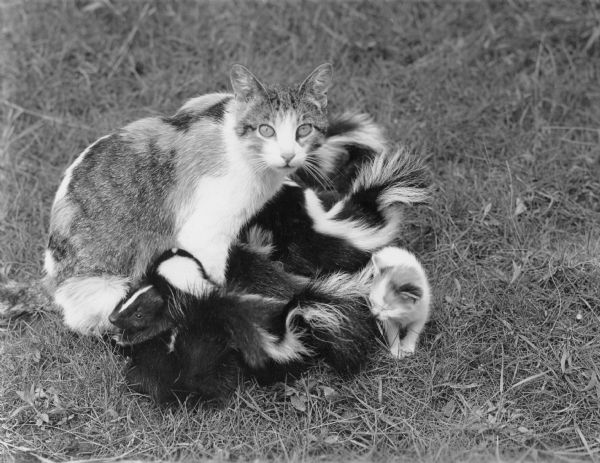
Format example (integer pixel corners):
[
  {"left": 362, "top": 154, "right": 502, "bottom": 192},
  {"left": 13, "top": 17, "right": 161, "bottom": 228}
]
[
  {"left": 287, "top": 268, "right": 378, "bottom": 374},
  {"left": 295, "top": 112, "right": 386, "bottom": 193},
  {"left": 304, "top": 147, "right": 430, "bottom": 252}
]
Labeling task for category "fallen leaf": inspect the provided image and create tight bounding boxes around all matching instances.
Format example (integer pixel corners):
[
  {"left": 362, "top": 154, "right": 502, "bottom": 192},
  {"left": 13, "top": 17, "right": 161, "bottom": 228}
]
[
  {"left": 290, "top": 395, "right": 306, "bottom": 412},
  {"left": 321, "top": 386, "right": 338, "bottom": 399},
  {"left": 324, "top": 435, "right": 340, "bottom": 444},
  {"left": 514, "top": 197, "right": 527, "bottom": 216}
]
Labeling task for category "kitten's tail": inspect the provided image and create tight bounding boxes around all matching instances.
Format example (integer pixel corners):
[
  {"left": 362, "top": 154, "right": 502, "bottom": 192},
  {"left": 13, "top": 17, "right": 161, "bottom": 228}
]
[
  {"left": 304, "top": 147, "right": 430, "bottom": 252},
  {"left": 287, "top": 268, "right": 377, "bottom": 374}
]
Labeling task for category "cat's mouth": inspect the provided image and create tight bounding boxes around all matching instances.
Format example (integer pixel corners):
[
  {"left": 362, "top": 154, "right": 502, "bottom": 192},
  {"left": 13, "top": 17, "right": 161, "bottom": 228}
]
[{"left": 276, "top": 162, "right": 297, "bottom": 171}]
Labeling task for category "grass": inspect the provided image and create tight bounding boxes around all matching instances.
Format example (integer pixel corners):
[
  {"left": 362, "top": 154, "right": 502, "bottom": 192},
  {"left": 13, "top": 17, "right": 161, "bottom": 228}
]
[{"left": 1, "top": 0, "right": 600, "bottom": 461}]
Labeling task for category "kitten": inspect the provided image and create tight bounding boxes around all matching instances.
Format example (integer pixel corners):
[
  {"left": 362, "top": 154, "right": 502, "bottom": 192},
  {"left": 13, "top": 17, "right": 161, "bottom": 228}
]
[
  {"left": 44, "top": 63, "right": 334, "bottom": 335},
  {"left": 369, "top": 247, "right": 431, "bottom": 359}
]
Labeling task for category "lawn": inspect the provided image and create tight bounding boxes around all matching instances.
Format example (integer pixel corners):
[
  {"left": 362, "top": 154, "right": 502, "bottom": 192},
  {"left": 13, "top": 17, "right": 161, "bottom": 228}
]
[{"left": 1, "top": 1, "right": 599, "bottom": 462}]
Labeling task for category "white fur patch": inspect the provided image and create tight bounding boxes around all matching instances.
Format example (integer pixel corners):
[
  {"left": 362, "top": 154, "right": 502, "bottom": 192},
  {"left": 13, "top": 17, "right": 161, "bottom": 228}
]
[
  {"left": 156, "top": 255, "right": 212, "bottom": 296},
  {"left": 180, "top": 93, "right": 232, "bottom": 112},
  {"left": 368, "top": 247, "right": 431, "bottom": 359},
  {"left": 173, "top": 110, "right": 285, "bottom": 284},
  {"left": 304, "top": 189, "right": 401, "bottom": 251},
  {"left": 244, "top": 225, "right": 275, "bottom": 256},
  {"left": 55, "top": 275, "right": 130, "bottom": 335},
  {"left": 312, "top": 113, "right": 386, "bottom": 175},
  {"left": 167, "top": 329, "right": 178, "bottom": 353},
  {"left": 118, "top": 285, "right": 153, "bottom": 313},
  {"left": 372, "top": 247, "right": 421, "bottom": 273},
  {"left": 257, "top": 323, "right": 310, "bottom": 363},
  {"left": 351, "top": 148, "right": 430, "bottom": 207},
  {"left": 44, "top": 250, "right": 56, "bottom": 277}
]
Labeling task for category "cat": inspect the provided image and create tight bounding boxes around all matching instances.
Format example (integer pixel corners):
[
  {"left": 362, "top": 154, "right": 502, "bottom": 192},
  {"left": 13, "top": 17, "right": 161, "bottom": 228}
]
[
  {"left": 44, "top": 63, "right": 335, "bottom": 335},
  {"left": 368, "top": 247, "right": 431, "bottom": 358}
]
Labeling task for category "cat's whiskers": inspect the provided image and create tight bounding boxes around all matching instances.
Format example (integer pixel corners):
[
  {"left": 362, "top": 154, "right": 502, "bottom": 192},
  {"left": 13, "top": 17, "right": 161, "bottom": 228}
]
[{"left": 303, "top": 158, "right": 333, "bottom": 191}]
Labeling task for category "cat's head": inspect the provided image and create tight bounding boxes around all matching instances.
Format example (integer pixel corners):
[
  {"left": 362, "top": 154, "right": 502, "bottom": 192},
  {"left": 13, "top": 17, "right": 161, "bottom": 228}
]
[{"left": 229, "top": 63, "right": 333, "bottom": 173}]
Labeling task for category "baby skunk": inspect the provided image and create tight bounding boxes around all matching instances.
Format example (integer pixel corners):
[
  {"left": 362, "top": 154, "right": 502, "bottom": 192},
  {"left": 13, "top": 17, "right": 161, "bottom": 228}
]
[
  {"left": 246, "top": 147, "right": 430, "bottom": 277},
  {"left": 110, "top": 250, "right": 377, "bottom": 404},
  {"left": 368, "top": 246, "right": 431, "bottom": 358}
]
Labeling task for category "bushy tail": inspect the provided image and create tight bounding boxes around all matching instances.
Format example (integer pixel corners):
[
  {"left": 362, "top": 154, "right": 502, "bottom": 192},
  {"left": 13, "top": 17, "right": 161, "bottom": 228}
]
[
  {"left": 295, "top": 112, "right": 386, "bottom": 192},
  {"left": 304, "top": 147, "right": 430, "bottom": 252},
  {"left": 288, "top": 269, "right": 377, "bottom": 374}
]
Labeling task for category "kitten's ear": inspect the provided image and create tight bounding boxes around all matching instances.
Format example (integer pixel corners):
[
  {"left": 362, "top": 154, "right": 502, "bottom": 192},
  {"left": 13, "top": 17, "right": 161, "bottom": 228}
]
[
  {"left": 299, "top": 63, "right": 333, "bottom": 109},
  {"left": 230, "top": 64, "right": 266, "bottom": 102},
  {"left": 371, "top": 253, "right": 391, "bottom": 275}
]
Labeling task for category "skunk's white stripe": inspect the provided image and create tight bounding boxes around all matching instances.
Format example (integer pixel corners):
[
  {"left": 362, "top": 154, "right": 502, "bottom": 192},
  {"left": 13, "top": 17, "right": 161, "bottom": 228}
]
[
  {"left": 312, "top": 113, "right": 386, "bottom": 175},
  {"left": 304, "top": 189, "right": 401, "bottom": 251},
  {"left": 244, "top": 225, "right": 275, "bottom": 256},
  {"left": 167, "top": 329, "right": 178, "bottom": 353},
  {"left": 118, "top": 285, "right": 153, "bottom": 313},
  {"left": 257, "top": 323, "right": 310, "bottom": 363},
  {"left": 156, "top": 255, "right": 213, "bottom": 296},
  {"left": 351, "top": 147, "right": 429, "bottom": 204}
]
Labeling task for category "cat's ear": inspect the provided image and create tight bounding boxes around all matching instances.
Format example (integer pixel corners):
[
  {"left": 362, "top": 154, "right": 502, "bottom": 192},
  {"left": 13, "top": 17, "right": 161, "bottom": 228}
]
[
  {"left": 371, "top": 253, "right": 391, "bottom": 275},
  {"left": 230, "top": 64, "right": 267, "bottom": 102},
  {"left": 299, "top": 63, "right": 333, "bottom": 109}
]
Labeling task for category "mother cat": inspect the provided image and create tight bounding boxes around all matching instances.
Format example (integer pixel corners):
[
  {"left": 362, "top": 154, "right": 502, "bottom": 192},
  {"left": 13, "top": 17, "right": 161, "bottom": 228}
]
[{"left": 44, "top": 64, "right": 338, "bottom": 335}]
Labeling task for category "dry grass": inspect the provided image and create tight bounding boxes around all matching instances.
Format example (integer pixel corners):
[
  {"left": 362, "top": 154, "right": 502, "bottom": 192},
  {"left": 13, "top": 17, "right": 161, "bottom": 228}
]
[{"left": 1, "top": 1, "right": 600, "bottom": 462}]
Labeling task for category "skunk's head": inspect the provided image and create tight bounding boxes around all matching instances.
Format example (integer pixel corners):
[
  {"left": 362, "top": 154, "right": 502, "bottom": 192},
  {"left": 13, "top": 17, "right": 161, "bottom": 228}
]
[{"left": 109, "top": 285, "right": 174, "bottom": 344}]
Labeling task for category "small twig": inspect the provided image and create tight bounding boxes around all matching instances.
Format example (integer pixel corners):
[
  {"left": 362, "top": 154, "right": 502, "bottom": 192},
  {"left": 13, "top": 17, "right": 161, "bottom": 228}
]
[
  {"left": 107, "top": 3, "right": 153, "bottom": 79},
  {"left": 0, "top": 100, "right": 93, "bottom": 131}
]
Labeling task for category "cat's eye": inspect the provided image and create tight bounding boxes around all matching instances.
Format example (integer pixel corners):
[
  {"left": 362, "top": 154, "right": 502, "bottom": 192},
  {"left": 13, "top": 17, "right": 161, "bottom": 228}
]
[
  {"left": 258, "top": 124, "right": 275, "bottom": 138},
  {"left": 296, "top": 123, "right": 312, "bottom": 138},
  {"left": 135, "top": 313, "right": 142, "bottom": 319}
]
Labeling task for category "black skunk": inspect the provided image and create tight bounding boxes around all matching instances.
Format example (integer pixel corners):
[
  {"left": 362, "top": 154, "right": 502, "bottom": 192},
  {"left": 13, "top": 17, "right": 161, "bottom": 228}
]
[
  {"left": 245, "top": 147, "right": 430, "bottom": 276},
  {"left": 111, "top": 251, "right": 377, "bottom": 404}
]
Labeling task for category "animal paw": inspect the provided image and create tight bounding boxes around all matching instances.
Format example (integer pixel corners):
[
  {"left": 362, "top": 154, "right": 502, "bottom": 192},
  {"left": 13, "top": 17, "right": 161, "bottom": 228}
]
[{"left": 389, "top": 341, "right": 415, "bottom": 359}]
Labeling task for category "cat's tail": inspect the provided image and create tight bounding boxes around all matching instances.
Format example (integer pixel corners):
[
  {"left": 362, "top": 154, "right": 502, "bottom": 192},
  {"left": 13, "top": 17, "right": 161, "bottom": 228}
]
[
  {"left": 304, "top": 147, "right": 430, "bottom": 252},
  {"left": 286, "top": 268, "right": 377, "bottom": 374}
]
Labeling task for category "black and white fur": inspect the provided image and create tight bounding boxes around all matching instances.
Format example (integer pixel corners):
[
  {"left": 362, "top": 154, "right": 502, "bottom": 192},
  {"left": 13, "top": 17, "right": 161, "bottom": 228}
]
[
  {"left": 369, "top": 247, "right": 431, "bottom": 358},
  {"left": 44, "top": 64, "right": 336, "bottom": 335},
  {"left": 246, "top": 147, "right": 430, "bottom": 276},
  {"left": 112, "top": 251, "right": 377, "bottom": 403}
]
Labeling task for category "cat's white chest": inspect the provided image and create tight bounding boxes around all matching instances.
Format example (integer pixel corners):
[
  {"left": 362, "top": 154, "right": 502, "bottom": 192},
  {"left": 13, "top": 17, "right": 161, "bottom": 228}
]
[{"left": 174, "top": 163, "right": 269, "bottom": 283}]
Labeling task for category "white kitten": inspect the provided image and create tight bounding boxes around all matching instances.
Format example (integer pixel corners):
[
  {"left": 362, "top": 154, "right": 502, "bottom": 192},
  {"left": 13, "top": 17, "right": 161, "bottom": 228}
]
[{"left": 368, "top": 247, "right": 431, "bottom": 358}]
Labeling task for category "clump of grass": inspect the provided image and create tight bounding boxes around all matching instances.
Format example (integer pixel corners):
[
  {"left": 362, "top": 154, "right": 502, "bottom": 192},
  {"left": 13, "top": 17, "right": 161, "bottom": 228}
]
[{"left": 2, "top": 1, "right": 600, "bottom": 462}]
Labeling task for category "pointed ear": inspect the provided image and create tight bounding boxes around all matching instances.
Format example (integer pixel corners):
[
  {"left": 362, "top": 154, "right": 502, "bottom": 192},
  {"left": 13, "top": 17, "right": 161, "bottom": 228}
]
[
  {"left": 371, "top": 253, "right": 391, "bottom": 275},
  {"left": 230, "top": 64, "right": 266, "bottom": 102},
  {"left": 299, "top": 63, "right": 333, "bottom": 109}
]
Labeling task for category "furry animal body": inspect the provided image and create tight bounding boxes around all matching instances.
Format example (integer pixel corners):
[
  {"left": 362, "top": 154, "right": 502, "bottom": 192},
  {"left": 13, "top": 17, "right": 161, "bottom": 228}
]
[
  {"left": 247, "top": 147, "right": 430, "bottom": 276},
  {"left": 112, "top": 249, "right": 377, "bottom": 403},
  {"left": 369, "top": 247, "right": 431, "bottom": 358},
  {"left": 110, "top": 143, "right": 431, "bottom": 403},
  {"left": 45, "top": 64, "right": 341, "bottom": 335}
]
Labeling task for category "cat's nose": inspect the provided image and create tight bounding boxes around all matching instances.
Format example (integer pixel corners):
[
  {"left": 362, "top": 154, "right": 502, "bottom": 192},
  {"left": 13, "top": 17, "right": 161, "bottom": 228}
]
[{"left": 281, "top": 152, "right": 295, "bottom": 163}]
